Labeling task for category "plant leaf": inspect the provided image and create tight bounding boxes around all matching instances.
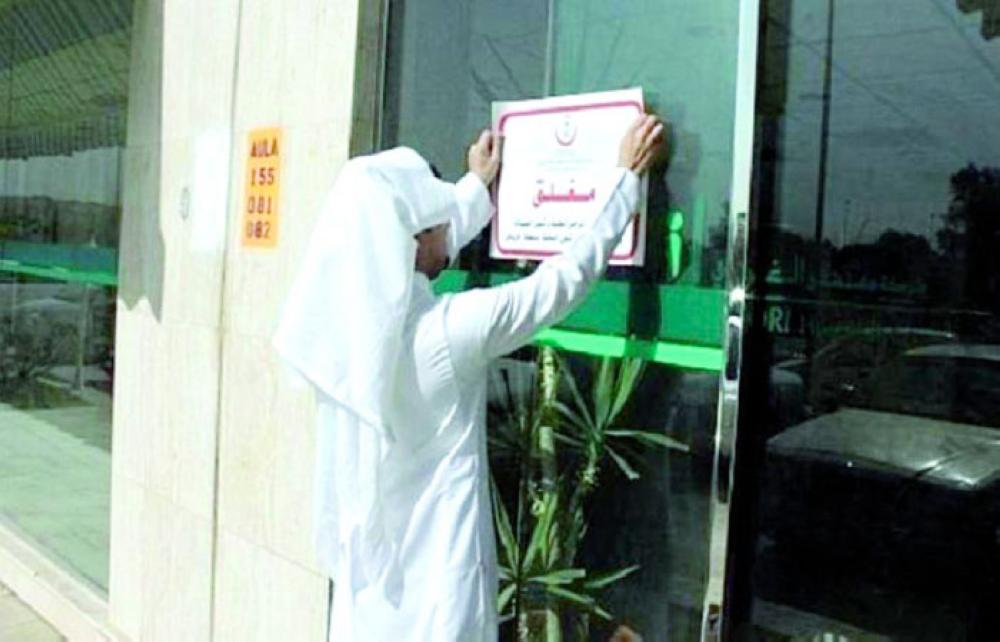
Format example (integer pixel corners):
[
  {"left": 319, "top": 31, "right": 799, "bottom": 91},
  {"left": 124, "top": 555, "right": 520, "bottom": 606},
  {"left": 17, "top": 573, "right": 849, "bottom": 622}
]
[
  {"left": 609, "top": 358, "right": 645, "bottom": 423},
  {"left": 591, "top": 602, "right": 613, "bottom": 621},
  {"left": 552, "top": 431, "right": 584, "bottom": 448},
  {"left": 583, "top": 564, "right": 640, "bottom": 590},
  {"left": 606, "top": 446, "right": 640, "bottom": 480},
  {"left": 545, "top": 585, "right": 596, "bottom": 609},
  {"left": 593, "top": 357, "right": 614, "bottom": 427},
  {"left": 545, "top": 586, "right": 613, "bottom": 621},
  {"left": 551, "top": 400, "right": 592, "bottom": 435},
  {"left": 559, "top": 358, "right": 596, "bottom": 431},
  {"left": 497, "top": 582, "right": 517, "bottom": 615},
  {"left": 526, "top": 568, "right": 586, "bottom": 585},
  {"left": 490, "top": 476, "right": 519, "bottom": 568},
  {"left": 606, "top": 429, "right": 690, "bottom": 452},
  {"left": 521, "top": 492, "right": 557, "bottom": 572}
]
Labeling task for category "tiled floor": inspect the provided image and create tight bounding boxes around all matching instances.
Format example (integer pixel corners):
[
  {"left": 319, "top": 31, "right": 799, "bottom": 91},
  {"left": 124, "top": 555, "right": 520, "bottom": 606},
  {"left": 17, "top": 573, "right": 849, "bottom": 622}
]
[
  {"left": 0, "top": 389, "right": 112, "bottom": 591},
  {"left": 0, "top": 583, "right": 64, "bottom": 642}
]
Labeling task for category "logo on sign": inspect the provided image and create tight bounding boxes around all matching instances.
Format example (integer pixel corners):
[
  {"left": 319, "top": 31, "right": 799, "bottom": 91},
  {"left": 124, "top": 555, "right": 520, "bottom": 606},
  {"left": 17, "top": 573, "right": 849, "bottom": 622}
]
[{"left": 554, "top": 116, "right": 577, "bottom": 146}]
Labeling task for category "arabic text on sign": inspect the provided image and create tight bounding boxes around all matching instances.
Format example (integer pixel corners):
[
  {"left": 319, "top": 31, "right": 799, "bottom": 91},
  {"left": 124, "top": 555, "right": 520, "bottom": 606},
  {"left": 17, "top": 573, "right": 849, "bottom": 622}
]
[
  {"left": 490, "top": 87, "right": 646, "bottom": 266},
  {"left": 531, "top": 183, "right": 598, "bottom": 208}
]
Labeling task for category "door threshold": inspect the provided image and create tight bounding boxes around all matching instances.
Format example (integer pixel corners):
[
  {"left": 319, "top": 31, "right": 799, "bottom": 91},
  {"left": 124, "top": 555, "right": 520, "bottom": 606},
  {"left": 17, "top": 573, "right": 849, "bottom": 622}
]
[{"left": 0, "top": 521, "right": 130, "bottom": 641}]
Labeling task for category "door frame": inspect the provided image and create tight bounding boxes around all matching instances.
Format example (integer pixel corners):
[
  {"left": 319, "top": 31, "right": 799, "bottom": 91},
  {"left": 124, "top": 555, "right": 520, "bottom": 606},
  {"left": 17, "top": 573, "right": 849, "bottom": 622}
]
[{"left": 701, "top": 0, "right": 762, "bottom": 639}]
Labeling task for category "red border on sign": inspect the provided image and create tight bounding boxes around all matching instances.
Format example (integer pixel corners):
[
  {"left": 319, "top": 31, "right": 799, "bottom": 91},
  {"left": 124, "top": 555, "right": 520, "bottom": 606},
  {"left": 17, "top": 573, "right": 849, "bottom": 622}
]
[{"left": 493, "top": 99, "right": 643, "bottom": 261}]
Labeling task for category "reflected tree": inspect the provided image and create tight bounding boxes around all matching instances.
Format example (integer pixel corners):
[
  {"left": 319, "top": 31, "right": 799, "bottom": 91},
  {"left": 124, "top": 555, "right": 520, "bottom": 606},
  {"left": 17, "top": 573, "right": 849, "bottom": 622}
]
[
  {"left": 957, "top": 0, "right": 1000, "bottom": 39},
  {"left": 936, "top": 164, "right": 1000, "bottom": 313},
  {"left": 834, "top": 231, "right": 935, "bottom": 290}
]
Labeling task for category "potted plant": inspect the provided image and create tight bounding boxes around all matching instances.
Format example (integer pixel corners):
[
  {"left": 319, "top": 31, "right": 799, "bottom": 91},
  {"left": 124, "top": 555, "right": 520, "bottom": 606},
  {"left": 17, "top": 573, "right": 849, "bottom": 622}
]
[{"left": 489, "top": 345, "right": 688, "bottom": 641}]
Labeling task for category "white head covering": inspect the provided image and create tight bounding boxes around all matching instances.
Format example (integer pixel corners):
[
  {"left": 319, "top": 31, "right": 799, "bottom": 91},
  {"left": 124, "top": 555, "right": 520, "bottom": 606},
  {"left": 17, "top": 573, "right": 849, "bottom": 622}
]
[
  {"left": 272, "top": 147, "right": 462, "bottom": 596},
  {"left": 274, "top": 147, "right": 458, "bottom": 434}
]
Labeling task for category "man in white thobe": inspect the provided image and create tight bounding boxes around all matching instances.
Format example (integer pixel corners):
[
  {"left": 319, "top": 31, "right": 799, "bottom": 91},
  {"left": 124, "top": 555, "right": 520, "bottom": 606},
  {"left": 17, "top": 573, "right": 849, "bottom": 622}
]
[{"left": 274, "top": 115, "right": 663, "bottom": 642}]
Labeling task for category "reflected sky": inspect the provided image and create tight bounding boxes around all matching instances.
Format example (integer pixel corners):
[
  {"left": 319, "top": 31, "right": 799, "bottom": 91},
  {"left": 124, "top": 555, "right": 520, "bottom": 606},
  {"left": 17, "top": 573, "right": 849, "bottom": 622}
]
[{"left": 769, "top": 0, "right": 1000, "bottom": 244}]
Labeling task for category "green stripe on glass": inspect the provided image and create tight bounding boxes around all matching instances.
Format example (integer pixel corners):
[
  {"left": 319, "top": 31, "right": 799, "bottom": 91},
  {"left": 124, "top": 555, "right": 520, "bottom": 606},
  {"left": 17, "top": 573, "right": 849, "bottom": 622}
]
[
  {"left": 0, "top": 242, "right": 118, "bottom": 286},
  {"left": 0, "top": 260, "right": 117, "bottom": 286},
  {"left": 432, "top": 268, "right": 725, "bottom": 348},
  {"left": 534, "top": 328, "right": 723, "bottom": 371}
]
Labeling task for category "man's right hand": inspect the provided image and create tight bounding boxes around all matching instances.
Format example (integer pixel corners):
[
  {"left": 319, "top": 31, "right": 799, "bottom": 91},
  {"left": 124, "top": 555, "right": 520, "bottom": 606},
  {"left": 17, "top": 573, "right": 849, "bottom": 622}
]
[
  {"left": 468, "top": 129, "right": 501, "bottom": 188},
  {"left": 618, "top": 114, "right": 665, "bottom": 175}
]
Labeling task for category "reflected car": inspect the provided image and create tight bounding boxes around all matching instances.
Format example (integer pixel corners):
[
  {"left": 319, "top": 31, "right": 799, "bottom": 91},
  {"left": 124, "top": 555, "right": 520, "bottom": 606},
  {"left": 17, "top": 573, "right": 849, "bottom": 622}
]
[
  {"left": 0, "top": 282, "right": 114, "bottom": 383},
  {"left": 762, "top": 343, "right": 1000, "bottom": 579},
  {"left": 776, "top": 327, "right": 958, "bottom": 413},
  {"left": 666, "top": 366, "right": 805, "bottom": 458}
]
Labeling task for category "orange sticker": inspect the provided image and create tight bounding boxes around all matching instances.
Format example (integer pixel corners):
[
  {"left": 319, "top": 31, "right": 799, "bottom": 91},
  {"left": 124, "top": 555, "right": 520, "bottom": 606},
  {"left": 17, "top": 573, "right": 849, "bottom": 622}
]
[{"left": 241, "top": 127, "right": 282, "bottom": 248}]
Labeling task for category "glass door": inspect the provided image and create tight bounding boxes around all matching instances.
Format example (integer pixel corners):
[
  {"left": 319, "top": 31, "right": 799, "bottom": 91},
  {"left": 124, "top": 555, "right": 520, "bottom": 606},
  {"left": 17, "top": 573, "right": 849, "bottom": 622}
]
[
  {"left": 365, "top": 1, "right": 761, "bottom": 639},
  {"left": 0, "top": 0, "right": 136, "bottom": 592},
  {"left": 729, "top": 1, "right": 1000, "bottom": 640}
]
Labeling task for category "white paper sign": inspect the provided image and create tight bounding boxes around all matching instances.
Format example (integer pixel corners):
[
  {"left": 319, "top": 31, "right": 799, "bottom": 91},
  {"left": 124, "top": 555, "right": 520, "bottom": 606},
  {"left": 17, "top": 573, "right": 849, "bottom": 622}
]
[{"left": 490, "top": 88, "right": 646, "bottom": 266}]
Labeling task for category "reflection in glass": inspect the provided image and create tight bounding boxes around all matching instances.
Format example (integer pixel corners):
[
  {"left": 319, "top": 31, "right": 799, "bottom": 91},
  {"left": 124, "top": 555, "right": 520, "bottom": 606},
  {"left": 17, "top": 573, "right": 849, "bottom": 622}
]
[
  {"left": 0, "top": 0, "right": 133, "bottom": 591},
  {"left": 735, "top": 1, "right": 1000, "bottom": 640}
]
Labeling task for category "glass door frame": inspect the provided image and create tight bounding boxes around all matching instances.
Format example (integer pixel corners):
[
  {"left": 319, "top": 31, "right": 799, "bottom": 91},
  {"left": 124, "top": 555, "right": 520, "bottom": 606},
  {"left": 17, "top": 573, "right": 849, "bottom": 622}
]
[{"left": 702, "top": 0, "right": 762, "bottom": 640}]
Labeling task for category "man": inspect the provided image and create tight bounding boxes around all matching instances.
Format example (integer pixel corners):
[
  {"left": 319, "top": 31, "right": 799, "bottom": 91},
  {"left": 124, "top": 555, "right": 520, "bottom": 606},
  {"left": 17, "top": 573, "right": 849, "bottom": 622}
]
[{"left": 274, "top": 114, "right": 663, "bottom": 641}]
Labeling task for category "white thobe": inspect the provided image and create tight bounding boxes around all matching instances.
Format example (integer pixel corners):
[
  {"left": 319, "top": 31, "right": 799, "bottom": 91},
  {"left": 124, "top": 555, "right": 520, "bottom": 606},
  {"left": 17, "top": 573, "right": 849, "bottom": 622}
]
[{"left": 323, "top": 168, "right": 640, "bottom": 642}]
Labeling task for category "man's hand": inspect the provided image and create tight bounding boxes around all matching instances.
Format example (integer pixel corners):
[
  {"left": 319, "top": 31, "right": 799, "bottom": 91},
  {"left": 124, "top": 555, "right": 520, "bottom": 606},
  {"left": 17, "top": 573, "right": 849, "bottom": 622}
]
[
  {"left": 609, "top": 625, "right": 643, "bottom": 642},
  {"left": 468, "top": 129, "right": 501, "bottom": 187},
  {"left": 618, "top": 114, "right": 665, "bottom": 175}
]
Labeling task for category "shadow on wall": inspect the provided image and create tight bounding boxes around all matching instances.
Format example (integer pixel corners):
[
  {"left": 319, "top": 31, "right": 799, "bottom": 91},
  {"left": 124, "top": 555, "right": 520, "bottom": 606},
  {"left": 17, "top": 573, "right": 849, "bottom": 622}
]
[{"left": 117, "top": 0, "right": 165, "bottom": 321}]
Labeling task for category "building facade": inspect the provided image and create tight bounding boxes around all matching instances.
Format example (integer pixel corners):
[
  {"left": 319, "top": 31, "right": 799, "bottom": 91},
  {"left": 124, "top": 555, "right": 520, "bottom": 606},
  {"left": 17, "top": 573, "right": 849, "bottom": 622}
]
[{"left": 0, "top": 1, "right": 997, "bottom": 641}]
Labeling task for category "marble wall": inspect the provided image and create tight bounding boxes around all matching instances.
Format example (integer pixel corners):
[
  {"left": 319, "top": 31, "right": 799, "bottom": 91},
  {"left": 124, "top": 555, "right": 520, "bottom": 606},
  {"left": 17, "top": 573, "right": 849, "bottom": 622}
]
[{"left": 110, "top": 0, "right": 360, "bottom": 639}]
